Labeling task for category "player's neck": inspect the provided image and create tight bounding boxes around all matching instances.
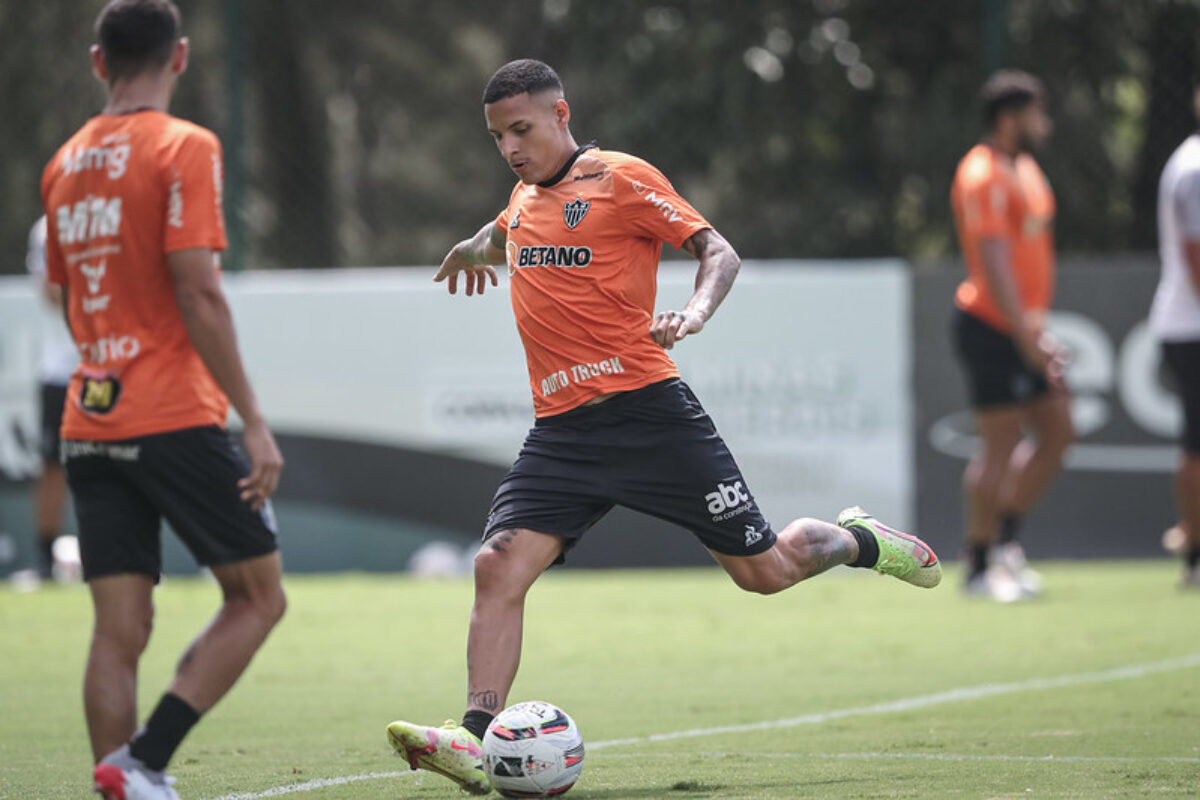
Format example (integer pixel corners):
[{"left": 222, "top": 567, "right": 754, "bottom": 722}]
[
  {"left": 549, "top": 137, "right": 581, "bottom": 174},
  {"left": 983, "top": 133, "right": 1019, "bottom": 160},
  {"left": 102, "top": 76, "right": 172, "bottom": 116}
]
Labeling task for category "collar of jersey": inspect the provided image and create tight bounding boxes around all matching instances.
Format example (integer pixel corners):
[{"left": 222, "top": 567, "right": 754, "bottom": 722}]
[{"left": 537, "top": 141, "right": 598, "bottom": 188}]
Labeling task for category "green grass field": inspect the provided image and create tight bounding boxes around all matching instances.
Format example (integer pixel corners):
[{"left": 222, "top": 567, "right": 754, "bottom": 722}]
[{"left": 2, "top": 562, "right": 1197, "bottom": 799}]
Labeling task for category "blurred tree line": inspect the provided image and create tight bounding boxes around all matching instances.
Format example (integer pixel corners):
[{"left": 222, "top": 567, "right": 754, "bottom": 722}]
[{"left": 3, "top": 0, "right": 1199, "bottom": 274}]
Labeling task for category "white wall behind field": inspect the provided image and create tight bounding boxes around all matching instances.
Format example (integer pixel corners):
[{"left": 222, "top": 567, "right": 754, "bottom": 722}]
[{"left": 0, "top": 260, "right": 912, "bottom": 530}]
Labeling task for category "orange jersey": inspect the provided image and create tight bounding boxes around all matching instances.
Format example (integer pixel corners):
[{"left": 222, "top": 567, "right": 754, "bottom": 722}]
[
  {"left": 951, "top": 143, "right": 1056, "bottom": 332},
  {"left": 495, "top": 147, "right": 711, "bottom": 417},
  {"left": 41, "top": 111, "right": 229, "bottom": 440}
]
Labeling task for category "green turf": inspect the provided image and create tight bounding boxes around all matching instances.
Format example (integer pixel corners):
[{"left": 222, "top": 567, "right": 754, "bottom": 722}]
[{"left": 2, "top": 562, "right": 1197, "bottom": 799}]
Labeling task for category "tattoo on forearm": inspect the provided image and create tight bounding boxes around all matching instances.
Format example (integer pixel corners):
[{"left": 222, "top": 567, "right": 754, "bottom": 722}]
[{"left": 469, "top": 690, "right": 500, "bottom": 711}]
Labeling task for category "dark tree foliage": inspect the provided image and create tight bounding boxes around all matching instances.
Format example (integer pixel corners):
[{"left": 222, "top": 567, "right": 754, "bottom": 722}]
[{"left": 3, "top": 0, "right": 1195, "bottom": 273}]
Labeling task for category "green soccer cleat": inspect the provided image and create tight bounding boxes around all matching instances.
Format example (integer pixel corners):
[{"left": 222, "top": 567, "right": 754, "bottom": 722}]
[
  {"left": 837, "top": 506, "right": 942, "bottom": 588},
  {"left": 386, "top": 719, "right": 490, "bottom": 795}
]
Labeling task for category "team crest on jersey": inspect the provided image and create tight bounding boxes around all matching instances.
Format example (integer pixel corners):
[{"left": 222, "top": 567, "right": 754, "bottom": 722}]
[
  {"left": 563, "top": 198, "right": 590, "bottom": 229},
  {"left": 510, "top": 209, "right": 521, "bottom": 229}
]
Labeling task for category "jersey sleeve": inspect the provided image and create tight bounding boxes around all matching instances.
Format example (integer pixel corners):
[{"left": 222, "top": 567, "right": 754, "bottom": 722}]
[
  {"left": 956, "top": 168, "right": 1011, "bottom": 240},
  {"left": 1174, "top": 170, "right": 1200, "bottom": 241},
  {"left": 163, "top": 129, "right": 228, "bottom": 254},
  {"left": 612, "top": 158, "right": 710, "bottom": 249}
]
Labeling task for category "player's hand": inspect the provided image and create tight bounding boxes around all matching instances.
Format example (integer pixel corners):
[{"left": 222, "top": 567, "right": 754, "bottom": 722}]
[
  {"left": 1039, "top": 332, "right": 1068, "bottom": 392},
  {"left": 1019, "top": 331, "right": 1067, "bottom": 392},
  {"left": 650, "top": 309, "right": 705, "bottom": 350},
  {"left": 434, "top": 243, "right": 498, "bottom": 296},
  {"left": 238, "top": 418, "right": 283, "bottom": 511}
]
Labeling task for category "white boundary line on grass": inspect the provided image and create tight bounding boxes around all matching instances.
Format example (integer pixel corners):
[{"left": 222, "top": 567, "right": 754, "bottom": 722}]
[
  {"left": 204, "top": 652, "right": 1200, "bottom": 800},
  {"left": 598, "top": 751, "right": 1200, "bottom": 765},
  {"left": 587, "top": 650, "right": 1200, "bottom": 750}
]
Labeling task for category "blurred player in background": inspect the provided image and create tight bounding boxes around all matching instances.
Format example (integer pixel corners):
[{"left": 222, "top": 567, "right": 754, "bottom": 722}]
[
  {"left": 950, "top": 70, "right": 1075, "bottom": 602},
  {"left": 41, "top": 2, "right": 286, "bottom": 797},
  {"left": 26, "top": 215, "right": 80, "bottom": 583},
  {"left": 384, "top": 58, "right": 942, "bottom": 795},
  {"left": 1150, "top": 85, "right": 1200, "bottom": 589}
]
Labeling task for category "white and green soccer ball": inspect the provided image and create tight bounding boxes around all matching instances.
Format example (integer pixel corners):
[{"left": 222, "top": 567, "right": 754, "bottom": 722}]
[{"left": 482, "top": 701, "right": 585, "bottom": 798}]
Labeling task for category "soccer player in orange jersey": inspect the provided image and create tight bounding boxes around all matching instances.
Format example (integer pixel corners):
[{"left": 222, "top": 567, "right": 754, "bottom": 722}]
[
  {"left": 385, "top": 59, "right": 942, "bottom": 794},
  {"left": 950, "top": 71, "right": 1075, "bottom": 602},
  {"left": 41, "top": 3, "right": 286, "bottom": 798}
]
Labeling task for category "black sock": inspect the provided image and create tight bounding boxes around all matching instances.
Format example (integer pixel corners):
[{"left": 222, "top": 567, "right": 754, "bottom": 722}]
[
  {"left": 997, "top": 514, "right": 1021, "bottom": 545},
  {"left": 462, "top": 709, "right": 494, "bottom": 741},
  {"left": 1187, "top": 547, "right": 1200, "bottom": 570},
  {"left": 128, "top": 693, "right": 201, "bottom": 772},
  {"left": 847, "top": 525, "right": 879, "bottom": 568},
  {"left": 968, "top": 544, "right": 989, "bottom": 578},
  {"left": 37, "top": 536, "right": 56, "bottom": 578}
]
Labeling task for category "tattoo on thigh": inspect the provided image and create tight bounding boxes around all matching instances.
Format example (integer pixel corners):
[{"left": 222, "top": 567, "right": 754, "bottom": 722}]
[
  {"left": 469, "top": 690, "right": 499, "bottom": 711},
  {"left": 487, "top": 529, "right": 518, "bottom": 553}
]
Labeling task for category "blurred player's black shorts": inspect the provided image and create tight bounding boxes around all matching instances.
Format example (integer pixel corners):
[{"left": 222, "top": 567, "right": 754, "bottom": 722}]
[
  {"left": 484, "top": 378, "right": 776, "bottom": 564},
  {"left": 63, "top": 425, "right": 279, "bottom": 581},
  {"left": 952, "top": 308, "right": 1050, "bottom": 409},
  {"left": 1162, "top": 340, "right": 1200, "bottom": 454}
]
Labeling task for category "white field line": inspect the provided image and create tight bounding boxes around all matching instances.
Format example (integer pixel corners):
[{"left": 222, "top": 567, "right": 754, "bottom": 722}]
[
  {"left": 204, "top": 652, "right": 1200, "bottom": 800},
  {"left": 599, "top": 751, "right": 1200, "bottom": 765},
  {"left": 207, "top": 772, "right": 413, "bottom": 800},
  {"left": 587, "top": 651, "right": 1200, "bottom": 750}
]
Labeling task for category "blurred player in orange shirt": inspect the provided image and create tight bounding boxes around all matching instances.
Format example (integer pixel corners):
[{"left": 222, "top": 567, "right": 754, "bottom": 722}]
[
  {"left": 384, "top": 59, "right": 942, "bottom": 795},
  {"left": 41, "top": 2, "right": 285, "bottom": 797},
  {"left": 950, "top": 70, "right": 1074, "bottom": 602}
]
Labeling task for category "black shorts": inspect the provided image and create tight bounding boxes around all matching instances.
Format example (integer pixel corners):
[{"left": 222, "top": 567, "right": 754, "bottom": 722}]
[
  {"left": 39, "top": 382, "right": 68, "bottom": 463},
  {"left": 952, "top": 308, "right": 1049, "bottom": 409},
  {"left": 485, "top": 379, "right": 776, "bottom": 563},
  {"left": 1162, "top": 341, "right": 1200, "bottom": 454},
  {"left": 63, "top": 425, "right": 279, "bottom": 582}
]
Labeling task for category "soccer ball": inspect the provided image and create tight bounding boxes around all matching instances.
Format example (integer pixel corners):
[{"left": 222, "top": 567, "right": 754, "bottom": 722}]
[{"left": 482, "top": 701, "right": 585, "bottom": 798}]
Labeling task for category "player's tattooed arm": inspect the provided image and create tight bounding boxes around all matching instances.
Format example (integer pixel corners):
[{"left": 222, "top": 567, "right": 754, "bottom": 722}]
[
  {"left": 434, "top": 221, "right": 504, "bottom": 296},
  {"left": 650, "top": 228, "right": 741, "bottom": 349}
]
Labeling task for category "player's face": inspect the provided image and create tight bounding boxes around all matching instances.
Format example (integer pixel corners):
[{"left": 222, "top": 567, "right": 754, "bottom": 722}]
[
  {"left": 485, "top": 91, "right": 574, "bottom": 184},
  {"left": 1015, "top": 99, "right": 1052, "bottom": 153}
]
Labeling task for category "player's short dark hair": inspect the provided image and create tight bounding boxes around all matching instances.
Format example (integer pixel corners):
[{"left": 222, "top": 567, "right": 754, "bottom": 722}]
[
  {"left": 980, "top": 70, "right": 1045, "bottom": 128},
  {"left": 95, "top": 0, "right": 181, "bottom": 82},
  {"left": 483, "top": 59, "right": 563, "bottom": 104}
]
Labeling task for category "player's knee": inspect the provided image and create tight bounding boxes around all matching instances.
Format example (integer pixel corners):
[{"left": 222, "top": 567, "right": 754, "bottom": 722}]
[
  {"left": 225, "top": 580, "right": 287, "bottom": 630},
  {"left": 257, "top": 583, "right": 287, "bottom": 628},
  {"left": 472, "top": 546, "right": 510, "bottom": 594},
  {"left": 472, "top": 544, "right": 537, "bottom": 602},
  {"left": 95, "top": 607, "right": 154, "bottom": 656}
]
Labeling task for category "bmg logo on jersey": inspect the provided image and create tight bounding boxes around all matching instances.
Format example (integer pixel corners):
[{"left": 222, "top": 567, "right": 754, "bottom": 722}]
[{"left": 705, "top": 480, "right": 752, "bottom": 521}]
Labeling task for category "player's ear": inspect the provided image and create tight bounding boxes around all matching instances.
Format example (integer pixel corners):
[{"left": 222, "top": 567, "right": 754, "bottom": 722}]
[
  {"left": 172, "top": 37, "right": 190, "bottom": 76},
  {"left": 90, "top": 44, "right": 108, "bottom": 83},
  {"left": 554, "top": 98, "right": 571, "bottom": 129}
]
